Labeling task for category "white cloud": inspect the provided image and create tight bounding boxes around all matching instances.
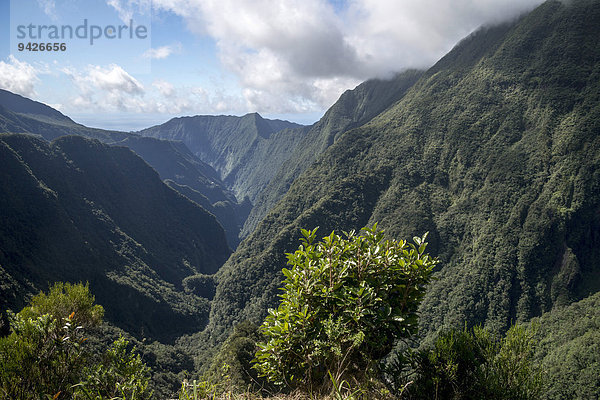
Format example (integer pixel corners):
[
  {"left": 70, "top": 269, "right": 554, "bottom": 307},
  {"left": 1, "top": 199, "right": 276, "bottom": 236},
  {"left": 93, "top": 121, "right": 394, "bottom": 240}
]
[
  {"left": 143, "top": 43, "right": 182, "bottom": 59},
  {"left": 152, "top": 79, "right": 175, "bottom": 97},
  {"left": 106, "top": 0, "right": 151, "bottom": 23},
  {"left": 0, "top": 56, "right": 41, "bottom": 97},
  {"left": 61, "top": 64, "right": 144, "bottom": 112},
  {"left": 89, "top": 64, "right": 145, "bottom": 94},
  {"left": 60, "top": 63, "right": 245, "bottom": 115},
  {"left": 107, "top": 0, "right": 545, "bottom": 115},
  {"left": 343, "top": 0, "right": 544, "bottom": 75}
]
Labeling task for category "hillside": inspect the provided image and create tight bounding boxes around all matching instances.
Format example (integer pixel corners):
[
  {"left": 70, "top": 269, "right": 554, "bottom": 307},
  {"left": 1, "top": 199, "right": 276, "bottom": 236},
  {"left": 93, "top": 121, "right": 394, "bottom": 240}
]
[
  {"left": 0, "top": 88, "right": 76, "bottom": 126},
  {"left": 0, "top": 89, "right": 129, "bottom": 142},
  {"left": 138, "top": 113, "right": 308, "bottom": 204},
  {"left": 242, "top": 69, "right": 424, "bottom": 237},
  {"left": 207, "top": 0, "right": 600, "bottom": 349},
  {"left": 531, "top": 291, "right": 600, "bottom": 399},
  {"left": 0, "top": 92, "right": 245, "bottom": 248},
  {"left": 113, "top": 136, "right": 245, "bottom": 247},
  {"left": 0, "top": 133, "right": 231, "bottom": 341}
]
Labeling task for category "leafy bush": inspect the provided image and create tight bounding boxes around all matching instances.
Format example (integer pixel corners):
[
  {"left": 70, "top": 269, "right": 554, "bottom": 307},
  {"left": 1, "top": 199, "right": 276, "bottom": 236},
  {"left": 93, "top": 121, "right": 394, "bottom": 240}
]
[
  {"left": 73, "top": 336, "right": 152, "bottom": 400},
  {"left": 253, "top": 225, "right": 437, "bottom": 392},
  {"left": 0, "top": 282, "right": 151, "bottom": 400},
  {"left": 404, "top": 324, "right": 544, "bottom": 400},
  {"left": 0, "top": 311, "right": 88, "bottom": 399},
  {"left": 18, "top": 282, "right": 104, "bottom": 333}
]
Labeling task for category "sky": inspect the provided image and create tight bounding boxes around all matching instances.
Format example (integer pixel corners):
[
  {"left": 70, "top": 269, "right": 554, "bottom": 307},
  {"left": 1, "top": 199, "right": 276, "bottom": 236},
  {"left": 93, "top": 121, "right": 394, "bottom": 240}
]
[{"left": 0, "top": 0, "right": 545, "bottom": 131}]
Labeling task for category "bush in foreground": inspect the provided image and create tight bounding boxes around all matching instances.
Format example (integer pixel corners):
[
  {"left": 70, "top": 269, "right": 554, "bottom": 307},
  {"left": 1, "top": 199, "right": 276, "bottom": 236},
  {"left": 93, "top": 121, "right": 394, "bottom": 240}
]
[
  {"left": 253, "top": 225, "right": 437, "bottom": 394},
  {"left": 0, "top": 282, "right": 152, "bottom": 400}
]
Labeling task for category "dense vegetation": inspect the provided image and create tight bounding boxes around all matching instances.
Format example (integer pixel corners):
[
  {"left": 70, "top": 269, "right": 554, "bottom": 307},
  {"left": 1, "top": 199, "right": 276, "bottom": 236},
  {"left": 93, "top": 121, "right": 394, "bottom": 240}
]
[
  {"left": 0, "top": 133, "right": 230, "bottom": 340},
  {"left": 0, "top": 283, "right": 151, "bottom": 400},
  {"left": 242, "top": 70, "right": 423, "bottom": 237},
  {"left": 0, "top": 90, "right": 245, "bottom": 249},
  {"left": 529, "top": 291, "right": 600, "bottom": 399},
  {"left": 1, "top": 0, "right": 599, "bottom": 398},
  {"left": 402, "top": 324, "right": 543, "bottom": 400},
  {"left": 116, "top": 136, "right": 245, "bottom": 248},
  {"left": 254, "top": 227, "right": 436, "bottom": 391},
  {"left": 208, "top": 0, "right": 600, "bottom": 349},
  {"left": 181, "top": 227, "right": 543, "bottom": 400}
]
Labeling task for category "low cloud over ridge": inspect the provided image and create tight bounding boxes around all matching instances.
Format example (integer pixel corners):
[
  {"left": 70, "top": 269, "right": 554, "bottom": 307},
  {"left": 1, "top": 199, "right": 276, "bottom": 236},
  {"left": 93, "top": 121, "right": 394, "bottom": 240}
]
[{"left": 131, "top": 0, "right": 545, "bottom": 112}]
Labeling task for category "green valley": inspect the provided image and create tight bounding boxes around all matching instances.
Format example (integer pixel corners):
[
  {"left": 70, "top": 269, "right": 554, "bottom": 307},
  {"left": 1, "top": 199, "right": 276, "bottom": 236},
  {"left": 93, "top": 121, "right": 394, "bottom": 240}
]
[{"left": 0, "top": 0, "right": 599, "bottom": 398}]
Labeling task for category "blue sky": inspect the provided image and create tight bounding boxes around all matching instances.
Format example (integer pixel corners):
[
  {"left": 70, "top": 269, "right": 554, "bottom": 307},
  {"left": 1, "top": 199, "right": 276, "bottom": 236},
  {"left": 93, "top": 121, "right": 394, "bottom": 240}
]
[{"left": 0, "top": 0, "right": 544, "bottom": 131}]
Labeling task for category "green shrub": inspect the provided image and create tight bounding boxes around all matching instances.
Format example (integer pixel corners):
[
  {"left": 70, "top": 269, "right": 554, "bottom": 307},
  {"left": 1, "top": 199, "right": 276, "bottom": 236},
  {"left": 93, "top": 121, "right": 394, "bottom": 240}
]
[
  {"left": 405, "top": 324, "right": 544, "bottom": 400},
  {"left": 0, "top": 311, "right": 88, "bottom": 399},
  {"left": 18, "top": 282, "right": 104, "bottom": 335},
  {"left": 73, "top": 336, "right": 152, "bottom": 400},
  {"left": 253, "top": 225, "right": 437, "bottom": 392},
  {"left": 0, "top": 282, "right": 151, "bottom": 400}
]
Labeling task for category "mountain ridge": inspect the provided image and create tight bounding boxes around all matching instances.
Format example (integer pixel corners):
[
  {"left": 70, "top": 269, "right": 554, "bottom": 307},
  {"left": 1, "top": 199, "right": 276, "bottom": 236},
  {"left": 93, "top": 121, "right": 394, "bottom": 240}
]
[
  {"left": 0, "top": 88, "right": 76, "bottom": 126},
  {"left": 241, "top": 69, "right": 424, "bottom": 237},
  {"left": 207, "top": 0, "right": 600, "bottom": 346},
  {"left": 138, "top": 113, "right": 308, "bottom": 204},
  {"left": 0, "top": 93, "right": 249, "bottom": 248}
]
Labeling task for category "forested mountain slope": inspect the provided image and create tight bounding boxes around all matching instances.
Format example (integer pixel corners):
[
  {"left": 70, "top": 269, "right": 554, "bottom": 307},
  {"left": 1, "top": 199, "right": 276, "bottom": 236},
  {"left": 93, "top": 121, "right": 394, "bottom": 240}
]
[
  {"left": 113, "top": 136, "right": 245, "bottom": 248},
  {"left": 242, "top": 70, "right": 424, "bottom": 237},
  {"left": 0, "top": 91, "right": 245, "bottom": 248},
  {"left": 0, "top": 134, "right": 231, "bottom": 341},
  {"left": 207, "top": 0, "right": 600, "bottom": 345},
  {"left": 138, "top": 113, "right": 307, "bottom": 204},
  {"left": 531, "top": 291, "right": 600, "bottom": 398}
]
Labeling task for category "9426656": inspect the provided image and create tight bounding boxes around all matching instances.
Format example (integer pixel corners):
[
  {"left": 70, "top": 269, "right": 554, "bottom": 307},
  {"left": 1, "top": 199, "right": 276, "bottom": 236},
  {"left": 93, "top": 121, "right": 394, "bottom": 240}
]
[{"left": 18, "top": 42, "right": 67, "bottom": 51}]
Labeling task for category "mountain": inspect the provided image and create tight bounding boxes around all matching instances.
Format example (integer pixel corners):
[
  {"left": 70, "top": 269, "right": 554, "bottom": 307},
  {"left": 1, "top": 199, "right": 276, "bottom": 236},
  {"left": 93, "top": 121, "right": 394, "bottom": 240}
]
[
  {"left": 242, "top": 69, "right": 424, "bottom": 237},
  {"left": 164, "top": 179, "right": 251, "bottom": 249},
  {"left": 207, "top": 0, "right": 600, "bottom": 353},
  {"left": 138, "top": 113, "right": 308, "bottom": 204},
  {"left": 0, "top": 133, "right": 231, "bottom": 341},
  {"left": 0, "top": 89, "right": 76, "bottom": 125},
  {"left": 0, "top": 89, "right": 129, "bottom": 142},
  {"left": 112, "top": 136, "right": 245, "bottom": 247},
  {"left": 0, "top": 91, "right": 245, "bottom": 248}
]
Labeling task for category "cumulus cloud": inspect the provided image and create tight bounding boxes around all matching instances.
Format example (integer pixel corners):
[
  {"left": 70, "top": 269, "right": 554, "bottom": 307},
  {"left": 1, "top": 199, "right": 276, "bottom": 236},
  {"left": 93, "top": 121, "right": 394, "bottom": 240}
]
[
  {"left": 0, "top": 56, "right": 41, "bottom": 97},
  {"left": 61, "top": 64, "right": 145, "bottom": 111},
  {"left": 107, "top": 0, "right": 545, "bottom": 114},
  {"left": 143, "top": 43, "right": 182, "bottom": 59},
  {"left": 88, "top": 64, "right": 145, "bottom": 94},
  {"left": 60, "top": 63, "right": 244, "bottom": 115},
  {"left": 152, "top": 79, "right": 175, "bottom": 97}
]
